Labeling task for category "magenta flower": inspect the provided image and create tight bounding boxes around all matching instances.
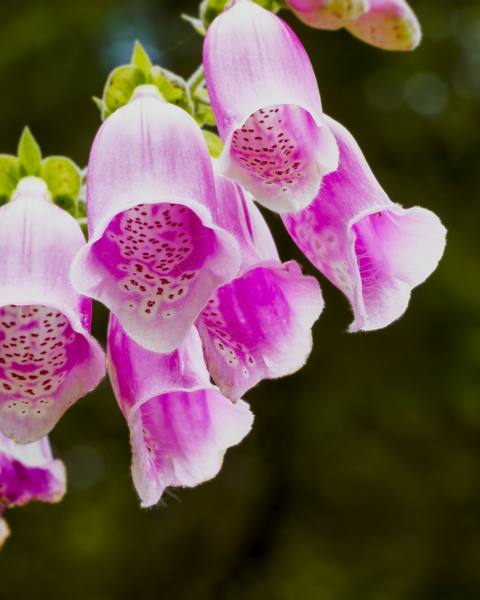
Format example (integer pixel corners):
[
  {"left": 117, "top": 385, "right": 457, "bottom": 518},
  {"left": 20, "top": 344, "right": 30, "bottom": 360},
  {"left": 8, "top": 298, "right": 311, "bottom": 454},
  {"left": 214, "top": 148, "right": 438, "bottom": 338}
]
[
  {"left": 203, "top": 0, "right": 338, "bottom": 214},
  {"left": 196, "top": 166, "right": 324, "bottom": 401},
  {"left": 346, "top": 0, "right": 421, "bottom": 51},
  {"left": 71, "top": 86, "right": 241, "bottom": 354},
  {"left": 286, "top": 0, "right": 369, "bottom": 30},
  {"left": 0, "top": 429, "right": 66, "bottom": 546},
  {"left": 108, "top": 314, "right": 253, "bottom": 507},
  {"left": 0, "top": 177, "right": 106, "bottom": 444},
  {"left": 282, "top": 116, "right": 446, "bottom": 332}
]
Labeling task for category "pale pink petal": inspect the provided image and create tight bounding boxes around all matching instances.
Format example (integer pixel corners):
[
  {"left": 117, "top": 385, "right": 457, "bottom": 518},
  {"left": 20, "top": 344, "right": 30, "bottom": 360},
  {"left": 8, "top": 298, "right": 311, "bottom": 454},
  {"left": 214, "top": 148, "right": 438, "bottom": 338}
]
[
  {"left": 196, "top": 170, "right": 323, "bottom": 401},
  {"left": 0, "top": 429, "right": 66, "bottom": 518},
  {"left": 282, "top": 115, "right": 446, "bottom": 331},
  {"left": 212, "top": 160, "right": 279, "bottom": 268},
  {"left": 71, "top": 86, "right": 241, "bottom": 354},
  {"left": 347, "top": 0, "right": 421, "bottom": 51},
  {"left": 203, "top": 0, "right": 338, "bottom": 213},
  {"left": 108, "top": 314, "right": 253, "bottom": 507},
  {"left": 287, "top": 0, "right": 369, "bottom": 30},
  {"left": 0, "top": 178, "right": 106, "bottom": 443}
]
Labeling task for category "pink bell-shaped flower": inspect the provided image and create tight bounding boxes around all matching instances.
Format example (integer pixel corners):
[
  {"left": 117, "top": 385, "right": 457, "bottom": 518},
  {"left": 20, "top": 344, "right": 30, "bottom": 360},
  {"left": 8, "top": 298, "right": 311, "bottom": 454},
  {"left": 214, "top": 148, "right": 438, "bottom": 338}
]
[
  {"left": 108, "top": 314, "right": 253, "bottom": 507},
  {"left": 346, "top": 0, "right": 421, "bottom": 51},
  {"left": 0, "top": 429, "right": 66, "bottom": 547},
  {"left": 282, "top": 116, "right": 446, "bottom": 331},
  {"left": 196, "top": 166, "right": 324, "bottom": 401},
  {"left": 0, "top": 178, "right": 106, "bottom": 444},
  {"left": 287, "top": 0, "right": 369, "bottom": 30},
  {"left": 71, "top": 86, "right": 241, "bottom": 354},
  {"left": 203, "top": 0, "right": 338, "bottom": 214}
]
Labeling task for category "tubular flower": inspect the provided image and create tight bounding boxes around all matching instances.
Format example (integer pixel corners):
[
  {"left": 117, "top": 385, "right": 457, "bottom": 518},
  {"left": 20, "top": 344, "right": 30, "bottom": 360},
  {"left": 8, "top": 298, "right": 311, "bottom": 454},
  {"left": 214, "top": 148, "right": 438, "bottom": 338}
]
[
  {"left": 282, "top": 116, "right": 446, "bottom": 332},
  {"left": 0, "top": 178, "right": 106, "bottom": 444},
  {"left": 346, "top": 0, "right": 421, "bottom": 51},
  {"left": 287, "top": 0, "right": 369, "bottom": 31},
  {"left": 0, "top": 429, "right": 66, "bottom": 547},
  {"left": 71, "top": 85, "right": 241, "bottom": 354},
  {"left": 196, "top": 167, "right": 324, "bottom": 401},
  {"left": 107, "top": 314, "right": 253, "bottom": 507},
  {"left": 203, "top": 0, "right": 338, "bottom": 214}
]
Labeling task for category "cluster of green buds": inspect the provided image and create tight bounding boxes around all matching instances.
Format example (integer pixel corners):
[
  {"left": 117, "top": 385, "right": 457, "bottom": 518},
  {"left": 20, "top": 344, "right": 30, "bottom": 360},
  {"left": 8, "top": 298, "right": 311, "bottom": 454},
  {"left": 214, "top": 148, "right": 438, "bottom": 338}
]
[
  {"left": 92, "top": 41, "right": 224, "bottom": 159},
  {"left": 0, "top": 128, "right": 86, "bottom": 224}
]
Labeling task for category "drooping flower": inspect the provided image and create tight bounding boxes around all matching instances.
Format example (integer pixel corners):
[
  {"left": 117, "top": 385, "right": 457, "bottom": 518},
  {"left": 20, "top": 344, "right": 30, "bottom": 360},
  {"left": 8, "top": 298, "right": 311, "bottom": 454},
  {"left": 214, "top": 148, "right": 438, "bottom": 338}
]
[
  {"left": 203, "top": 0, "right": 338, "bottom": 213},
  {"left": 0, "top": 429, "right": 66, "bottom": 547},
  {"left": 346, "top": 0, "right": 421, "bottom": 51},
  {"left": 282, "top": 115, "right": 446, "bottom": 331},
  {"left": 71, "top": 85, "right": 241, "bottom": 354},
  {"left": 0, "top": 177, "right": 106, "bottom": 444},
  {"left": 286, "top": 0, "right": 369, "bottom": 31},
  {"left": 108, "top": 314, "right": 253, "bottom": 507},
  {"left": 196, "top": 166, "right": 324, "bottom": 401}
]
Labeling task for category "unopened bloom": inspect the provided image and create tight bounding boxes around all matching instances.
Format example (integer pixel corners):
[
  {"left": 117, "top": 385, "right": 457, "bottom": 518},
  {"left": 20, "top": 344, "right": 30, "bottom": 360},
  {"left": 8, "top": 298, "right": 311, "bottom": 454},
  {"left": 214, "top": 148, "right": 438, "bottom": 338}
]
[
  {"left": 0, "top": 178, "right": 105, "bottom": 444},
  {"left": 282, "top": 116, "right": 446, "bottom": 331},
  {"left": 0, "top": 429, "right": 66, "bottom": 547},
  {"left": 108, "top": 314, "right": 253, "bottom": 507},
  {"left": 71, "top": 85, "right": 241, "bottom": 354},
  {"left": 287, "top": 0, "right": 369, "bottom": 30},
  {"left": 203, "top": 0, "right": 338, "bottom": 213},
  {"left": 346, "top": 0, "right": 421, "bottom": 51},
  {"left": 196, "top": 167, "right": 324, "bottom": 401}
]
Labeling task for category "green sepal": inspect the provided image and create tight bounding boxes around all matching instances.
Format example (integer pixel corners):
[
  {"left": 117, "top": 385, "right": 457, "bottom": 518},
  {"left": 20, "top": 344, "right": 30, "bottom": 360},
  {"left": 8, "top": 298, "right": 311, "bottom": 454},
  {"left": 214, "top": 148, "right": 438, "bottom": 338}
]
[
  {"left": 39, "top": 157, "right": 81, "bottom": 216},
  {"left": 0, "top": 155, "right": 21, "bottom": 206},
  {"left": 200, "top": 0, "right": 227, "bottom": 28},
  {"left": 181, "top": 13, "right": 206, "bottom": 35},
  {"left": 131, "top": 41, "right": 153, "bottom": 77},
  {"left": 150, "top": 66, "right": 193, "bottom": 115},
  {"left": 254, "top": 0, "right": 286, "bottom": 11},
  {"left": 76, "top": 199, "right": 87, "bottom": 219},
  {"left": 92, "top": 96, "right": 104, "bottom": 112},
  {"left": 18, "top": 127, "right": 42, "bottom": 177},
  {"left": 197, "top": 0, "right": 284, "bottom": 31},
  {"left": 192, "top": 84, "right": 216, "bottom": 127},
  {"left": 202, "top": 130, "right": 224, "bottom": 159},
  {"left": 194, "top": 104, "right": 216, "bottom": 127},
  {"left": 103, "top": 65, "right": 146, "bottom": 120}
]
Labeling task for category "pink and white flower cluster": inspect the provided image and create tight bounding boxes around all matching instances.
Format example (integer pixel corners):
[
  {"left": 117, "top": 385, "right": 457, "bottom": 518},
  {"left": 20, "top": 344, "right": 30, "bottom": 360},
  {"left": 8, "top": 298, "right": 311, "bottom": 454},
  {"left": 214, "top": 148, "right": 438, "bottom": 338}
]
[{"left": 0, "top": 0, "right": 444, "bottom": 521}]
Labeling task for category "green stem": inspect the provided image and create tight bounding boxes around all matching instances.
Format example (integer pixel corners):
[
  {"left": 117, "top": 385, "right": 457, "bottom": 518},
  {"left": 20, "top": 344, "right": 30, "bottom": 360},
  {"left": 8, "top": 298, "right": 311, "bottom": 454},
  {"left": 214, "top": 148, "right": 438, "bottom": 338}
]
[{"left": 187, "top": 64, "right": 205, "bottom": 94}]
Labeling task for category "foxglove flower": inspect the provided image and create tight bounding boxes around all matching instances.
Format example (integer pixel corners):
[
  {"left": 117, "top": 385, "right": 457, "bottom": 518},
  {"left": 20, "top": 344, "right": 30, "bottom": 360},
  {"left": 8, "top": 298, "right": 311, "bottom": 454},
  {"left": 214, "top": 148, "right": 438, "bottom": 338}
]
[
  {"left": 346, "top": 0, "right": 421, "bottom": 51},
  {"left": 203, "top": 0, "right": 338, "bottom": 213},
  {"left": 0, "top": 177, "right": 106, "bottom": 444},
  {"left": 196, "top": 167, "right": 324, "bottom": 401},
  {"left": 71, "top": 86, "right": 241, "bottom": 354},
  {"left": 287, "top": 0, "right": 369, "bottom": 30},
  {"left": 108, "top": 314, "right": 253, "bottom": 507},
  {"left": 282, "top": 116, "right": 446, "bottom": 331},
  {"left": 0, "top": 429, "right": 66, "bottom": 546}
]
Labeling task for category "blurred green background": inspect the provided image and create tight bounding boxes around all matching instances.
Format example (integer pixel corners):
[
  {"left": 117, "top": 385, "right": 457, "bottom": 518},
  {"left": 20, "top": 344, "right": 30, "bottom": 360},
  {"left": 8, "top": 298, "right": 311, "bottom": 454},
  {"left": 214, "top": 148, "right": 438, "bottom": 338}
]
[{"left": 1, "top": 0, "right": 480, "bottom": 598}]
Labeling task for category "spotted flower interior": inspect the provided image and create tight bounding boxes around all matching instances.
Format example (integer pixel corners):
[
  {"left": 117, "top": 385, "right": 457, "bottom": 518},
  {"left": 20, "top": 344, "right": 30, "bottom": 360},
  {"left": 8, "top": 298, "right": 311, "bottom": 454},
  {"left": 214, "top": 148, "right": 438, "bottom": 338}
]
[
  {"left": 229, "top": 104, "right": 325, "bottom": 210},
  {"left": 92, "top": 203, "right": 216, "bottom": 321},
  {"left": 0, "top": 305, "right": 87, "bottom": 420}
]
